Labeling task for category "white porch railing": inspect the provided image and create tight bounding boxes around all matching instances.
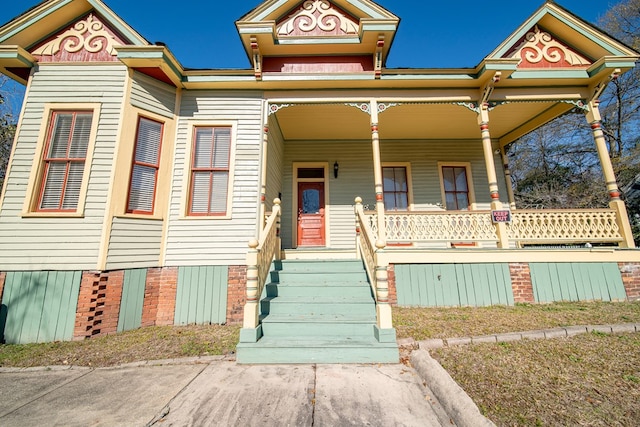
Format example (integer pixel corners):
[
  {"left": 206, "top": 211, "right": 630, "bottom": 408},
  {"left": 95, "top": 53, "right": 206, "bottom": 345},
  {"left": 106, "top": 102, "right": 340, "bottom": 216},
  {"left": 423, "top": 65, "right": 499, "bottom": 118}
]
[
  {"left": 365, "top": 207, "right": 624, "bottom": 246},
  {"left": 243, "top": 199, "right": 281, "bottom": 329},
  {"left": 507, "top": 209, "right": 623, "bottom": 244}
]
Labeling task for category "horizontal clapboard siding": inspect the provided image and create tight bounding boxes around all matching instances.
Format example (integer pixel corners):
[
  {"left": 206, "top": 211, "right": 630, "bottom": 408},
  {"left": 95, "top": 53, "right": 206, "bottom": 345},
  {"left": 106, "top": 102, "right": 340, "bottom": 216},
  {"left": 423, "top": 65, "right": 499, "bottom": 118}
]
[
  {"left": 1, "top": 271, "right": 81, "bottom": 344},
  {"left": 265, "top": 118, "right": 285, "bottom": 212},
  {"left": 0, "top": 64, "right": 127, "bottom": 270},
  {"left": 174, "top": 266, "right": 228, "bottom": 325},
  {"left": 165, "top": 92, "right": 263, "bottom": 266},
  {"left": 130, "top": 71, "right": 176, "bottom": 118},
  {"left": 280, "top": 139, "right": 508, "bottom": 249},
  {"left": 394, "top": 264, "right": 514, "bottom": 307},
  {"left": 530, "top": 262, "right": 627, "bottom": 303},
  {"left": 106, "top": 217, "right": 163, "bottom": 270},
  {"left": 117, "top": 269, "right": 147, "bottom": 332}
]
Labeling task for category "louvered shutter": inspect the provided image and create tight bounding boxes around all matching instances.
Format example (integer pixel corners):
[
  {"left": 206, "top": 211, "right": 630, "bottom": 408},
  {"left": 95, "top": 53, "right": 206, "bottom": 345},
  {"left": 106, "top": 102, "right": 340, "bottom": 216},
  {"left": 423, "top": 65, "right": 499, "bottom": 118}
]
[
  {"left": 127, "top": 118, "right": 162, "bottom": 213},
  {"left": 38, "top": 111, "right": 93, "bottom": 211}
]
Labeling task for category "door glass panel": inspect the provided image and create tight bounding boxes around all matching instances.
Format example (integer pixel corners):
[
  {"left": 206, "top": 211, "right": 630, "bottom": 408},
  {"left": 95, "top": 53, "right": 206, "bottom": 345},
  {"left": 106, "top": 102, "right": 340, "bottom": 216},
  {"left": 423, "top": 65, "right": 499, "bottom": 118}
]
[
  {"left": 302, "top": 189, "right": 320, "bottom": 213},
  {"left": 298, "top": 168, "right": 324, "bottom": 179}
]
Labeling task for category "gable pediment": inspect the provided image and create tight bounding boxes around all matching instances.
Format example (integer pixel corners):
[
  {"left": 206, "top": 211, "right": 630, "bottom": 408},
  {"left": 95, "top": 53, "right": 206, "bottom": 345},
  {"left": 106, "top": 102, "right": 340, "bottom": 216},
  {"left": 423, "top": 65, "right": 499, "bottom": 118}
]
[
  {"left": 276, "top": 0, "right": 360, "bottom": 37},
  {"left": 30, "top": 13, "right": 128, "bottom": 63},
  {"left": 487, "top": 2, "right": 638, "bottom": 75},
  {"left": 236, "top": 0, "right": 399, "bottom": 78},
  {"left": 504, "top": 25, "right": 592, "bottom": 69}
]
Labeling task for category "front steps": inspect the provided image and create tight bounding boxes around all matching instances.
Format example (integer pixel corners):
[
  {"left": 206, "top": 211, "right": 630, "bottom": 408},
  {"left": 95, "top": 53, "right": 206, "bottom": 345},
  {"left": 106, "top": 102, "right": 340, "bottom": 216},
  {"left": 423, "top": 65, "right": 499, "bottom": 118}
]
[{"left": 236, "top": 260, "right": 399, "bottom": 364}]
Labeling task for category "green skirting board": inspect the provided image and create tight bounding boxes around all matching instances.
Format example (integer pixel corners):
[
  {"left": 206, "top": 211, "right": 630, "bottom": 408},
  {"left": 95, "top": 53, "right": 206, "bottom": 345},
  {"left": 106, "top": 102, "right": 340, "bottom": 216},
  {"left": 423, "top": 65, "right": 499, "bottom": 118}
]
[
  {"left": 1, "top": 271, "right": 81, "bottom": 344},
  {"left": 529, "top": 262, "right": 626, "bottom": 303},
  {"left": 394, "top": 263, "right": 514, "bottom": 307}
]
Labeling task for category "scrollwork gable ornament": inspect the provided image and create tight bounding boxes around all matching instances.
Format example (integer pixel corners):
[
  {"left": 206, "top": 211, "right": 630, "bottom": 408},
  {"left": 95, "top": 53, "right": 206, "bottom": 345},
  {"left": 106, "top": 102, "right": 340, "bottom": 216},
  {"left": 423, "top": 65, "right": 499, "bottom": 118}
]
[
  {"left": 277, "top": 0, "right": 359, "bottom": 37},
  {"left": 31, "top": 14, "right": 125, "bottom": 62},
  {"left": 508, "top": 26, "right": 591, "bottom": 68}
]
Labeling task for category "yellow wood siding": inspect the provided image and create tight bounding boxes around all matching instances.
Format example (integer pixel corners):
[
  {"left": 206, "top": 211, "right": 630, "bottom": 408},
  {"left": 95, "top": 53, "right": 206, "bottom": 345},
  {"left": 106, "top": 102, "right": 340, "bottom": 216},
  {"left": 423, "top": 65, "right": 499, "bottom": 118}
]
[
  {"left": 105, "top": 217, "right": 163, "bottom": 270},
  {"left": 130, "top": 71, "right": 176, "bottom": 119},
  {"left": 164, "top": 91, "right": 263, "bottom": 266},
  {"left": 0, "top": 64, "right": 127, "bottom": 270}
]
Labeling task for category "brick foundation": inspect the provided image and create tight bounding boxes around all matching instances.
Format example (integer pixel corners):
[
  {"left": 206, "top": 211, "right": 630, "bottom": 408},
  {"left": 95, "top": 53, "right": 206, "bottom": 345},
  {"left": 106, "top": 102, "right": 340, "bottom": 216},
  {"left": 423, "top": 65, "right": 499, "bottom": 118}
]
[
  {"left": 227, "top": 265, "right": 247, "bottom": 325},
  {"left": 619, "top": 262, "right": 640, "bottom": 301},
  {"left": 142, "top": 267, "right": 177, "bottom": 327},
  {"left": 387, "top": 264, "right": 398, "bottom": 306},
  {"left": 509, "top": 263, "right": 535, "bottom": 303},
  {"left": 74, "top": 270, "right": 124, "bottom": 340}
]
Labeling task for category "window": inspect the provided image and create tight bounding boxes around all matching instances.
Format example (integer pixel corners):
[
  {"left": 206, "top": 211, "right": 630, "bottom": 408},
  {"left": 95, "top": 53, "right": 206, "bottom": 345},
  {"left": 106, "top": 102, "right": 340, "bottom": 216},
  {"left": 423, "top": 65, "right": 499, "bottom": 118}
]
[
  {"left": 189, "top": 126, "right": 231, "bottom": 215},
  {"left": 126, "top": 117, "right": 163, "bottom": 214},
  {"left": 442, "top": 165, "right": 470, "bottom": 210},
  {"left": 37, "top": 111, "right": 93, "bottom": 212},
  {"left": 382, "top": 166, "right": 408, "bottom": 211}
]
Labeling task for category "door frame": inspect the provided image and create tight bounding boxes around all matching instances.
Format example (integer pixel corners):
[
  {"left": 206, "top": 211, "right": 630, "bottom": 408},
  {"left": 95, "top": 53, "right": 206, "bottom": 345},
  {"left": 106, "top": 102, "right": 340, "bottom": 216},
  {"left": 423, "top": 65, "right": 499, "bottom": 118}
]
[{"left": 292, "top": 162, "right": 330, "bottom": 248}]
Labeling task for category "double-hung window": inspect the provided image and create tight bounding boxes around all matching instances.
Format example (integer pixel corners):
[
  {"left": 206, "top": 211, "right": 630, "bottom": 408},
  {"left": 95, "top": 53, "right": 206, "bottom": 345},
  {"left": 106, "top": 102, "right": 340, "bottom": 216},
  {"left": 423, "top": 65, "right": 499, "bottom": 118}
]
[
  {"left": 189, "top": 126, "right": 231, "bottom": 216},
  {"left": 442, "top": 165, "right": 470, "bottom": 210},
  {"left": 37, "top": 111, "right": 93, "bottom": 212},
  {"left": 382, "top": 166, "right": 409, "bottom": 211},
  {"left": 126, "top": 117, "right": 163, "bottom": 214}
]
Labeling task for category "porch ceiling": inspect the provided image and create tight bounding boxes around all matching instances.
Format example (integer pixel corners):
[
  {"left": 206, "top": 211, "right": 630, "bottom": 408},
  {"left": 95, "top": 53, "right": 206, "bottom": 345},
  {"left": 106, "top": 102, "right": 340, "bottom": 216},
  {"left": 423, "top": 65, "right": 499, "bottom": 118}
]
[{"left": 273, "top": 101, "right": 567, "bottom": 144}]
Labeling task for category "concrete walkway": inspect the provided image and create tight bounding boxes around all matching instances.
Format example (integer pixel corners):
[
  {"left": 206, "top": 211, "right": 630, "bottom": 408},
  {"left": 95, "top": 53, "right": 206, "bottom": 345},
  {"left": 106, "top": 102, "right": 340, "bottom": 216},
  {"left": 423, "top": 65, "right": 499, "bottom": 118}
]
[{"left": 0, "top": 355, "right": 463, "bottom": 427}]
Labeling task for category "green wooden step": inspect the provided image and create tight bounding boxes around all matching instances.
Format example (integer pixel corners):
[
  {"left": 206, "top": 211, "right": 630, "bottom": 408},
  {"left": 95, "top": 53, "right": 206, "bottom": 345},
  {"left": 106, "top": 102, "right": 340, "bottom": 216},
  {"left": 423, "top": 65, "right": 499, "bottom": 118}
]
[
  {"left": 236, "top": 338, "right": 399, "bottom": 364},
  {"left": 265, "top": 283, "right": 373, "bottom": 298},
  {"left": 260, "top": 314, "right": 377, "bottom": 338},
  {"left": 274, "top": 260, "right": 365, "bottom": 273},
  {"left": 260, "top": 296, "right": 376, "bottom": 316},
  {"left": 271, "top": 270, "right": 368, "bottom": 284}
]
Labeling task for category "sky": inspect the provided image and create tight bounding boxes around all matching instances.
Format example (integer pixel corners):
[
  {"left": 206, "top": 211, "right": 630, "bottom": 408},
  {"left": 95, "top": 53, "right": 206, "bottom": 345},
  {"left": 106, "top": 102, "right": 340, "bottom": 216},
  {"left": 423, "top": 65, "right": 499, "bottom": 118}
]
[{"left": 0, "top": 0, "right": 618, "bottom": 70}]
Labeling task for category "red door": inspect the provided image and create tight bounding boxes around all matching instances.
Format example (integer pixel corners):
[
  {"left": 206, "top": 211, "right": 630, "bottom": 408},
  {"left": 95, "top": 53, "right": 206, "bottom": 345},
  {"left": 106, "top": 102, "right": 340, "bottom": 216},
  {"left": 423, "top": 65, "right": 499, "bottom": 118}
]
[{"left": 297, "top": 182, "right": 325, "bottom": 247}]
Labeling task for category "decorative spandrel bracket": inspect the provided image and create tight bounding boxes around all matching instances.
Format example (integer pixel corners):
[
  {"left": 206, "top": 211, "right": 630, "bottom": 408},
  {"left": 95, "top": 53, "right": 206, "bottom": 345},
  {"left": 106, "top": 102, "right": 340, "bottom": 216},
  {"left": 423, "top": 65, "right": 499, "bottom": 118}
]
[
  {"left": 267, "top": 103, "right": 293, "bottom": 116},
  {"left": 561, "top": 99, "right": 589, "bottom": 112},
  {"left": 345, "top": 102, "right": 400, "bottom": 115}
]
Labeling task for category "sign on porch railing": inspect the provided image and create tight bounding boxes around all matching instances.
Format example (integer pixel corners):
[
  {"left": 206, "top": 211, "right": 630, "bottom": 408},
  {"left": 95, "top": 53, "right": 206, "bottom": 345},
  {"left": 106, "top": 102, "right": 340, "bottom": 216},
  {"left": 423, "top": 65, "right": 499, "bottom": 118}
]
[{"left": 491, "top": 209, "right": 512, "bottom": 223}]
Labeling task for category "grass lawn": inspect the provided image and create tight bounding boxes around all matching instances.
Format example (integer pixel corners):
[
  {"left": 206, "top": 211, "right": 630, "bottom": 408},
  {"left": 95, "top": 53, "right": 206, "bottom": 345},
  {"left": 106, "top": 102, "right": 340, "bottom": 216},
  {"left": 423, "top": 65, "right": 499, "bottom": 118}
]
[{"left": 1, "top": 301, "right": 639, "bottom": 425}]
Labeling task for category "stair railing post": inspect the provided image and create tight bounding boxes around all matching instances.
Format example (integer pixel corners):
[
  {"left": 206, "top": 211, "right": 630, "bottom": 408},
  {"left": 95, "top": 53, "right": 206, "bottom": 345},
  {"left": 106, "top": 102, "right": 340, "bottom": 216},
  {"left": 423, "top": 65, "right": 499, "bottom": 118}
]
[
  {"left": 374, "top": 243, "right": 393, "bottom": 329},
  {"left": 354, "top": 197, "right": 363, "bottom": 259},
  {"left": 243, "top": 239, "right": 260, "bottom": 329},
  {"left": 274, "top": 198, "right": 282, "bottom": 261}
]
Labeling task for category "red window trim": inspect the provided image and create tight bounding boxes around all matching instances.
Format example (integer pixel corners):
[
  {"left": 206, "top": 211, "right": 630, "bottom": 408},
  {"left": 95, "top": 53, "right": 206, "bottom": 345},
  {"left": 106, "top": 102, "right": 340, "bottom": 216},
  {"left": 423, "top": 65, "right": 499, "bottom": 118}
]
[
  {"left": 188, "top": 126, "right": 231, "bottom": 216},
  {"left": 125, "top": 116, "right": 164, "bottom": 215},
  {"left": 36, "top": 110, "right": 92, "bottom": 212}
]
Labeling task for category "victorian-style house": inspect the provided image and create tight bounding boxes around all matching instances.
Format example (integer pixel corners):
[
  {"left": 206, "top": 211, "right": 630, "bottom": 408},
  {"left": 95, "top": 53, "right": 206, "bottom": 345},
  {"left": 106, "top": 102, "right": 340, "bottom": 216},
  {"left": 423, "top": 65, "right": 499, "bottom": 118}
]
[{"left": 0, "top": 0, "right": 638, "bottom": 363}]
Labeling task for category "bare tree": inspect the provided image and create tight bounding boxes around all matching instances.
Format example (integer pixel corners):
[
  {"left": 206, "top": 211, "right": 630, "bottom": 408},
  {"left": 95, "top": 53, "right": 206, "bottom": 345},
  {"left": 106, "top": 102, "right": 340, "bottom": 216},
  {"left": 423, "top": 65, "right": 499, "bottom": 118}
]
[{"left": 0, "top": 75, "right": 18, "bottom": 188}]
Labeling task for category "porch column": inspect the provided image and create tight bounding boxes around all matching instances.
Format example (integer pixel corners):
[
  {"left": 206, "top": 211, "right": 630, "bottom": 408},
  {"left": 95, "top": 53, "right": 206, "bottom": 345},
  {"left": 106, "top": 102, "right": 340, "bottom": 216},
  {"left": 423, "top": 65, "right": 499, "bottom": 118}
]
[
  {"left": 370, "top": 100, "right": 386, "bottom": 247},
  {"left": 259, "top": 101, "right": 269, "bottom": 231},
  {"left": 370, "top": 100, "right": 393, "bottom": 333},
  {"left": 586, "top": 100, "right": 635, "bottom": 248},
  {"left": 500, "top": 147, "right": 517, "bottom": 210},
  {"left": 478, "top": 106, "right": 510, "bottom": 248}
]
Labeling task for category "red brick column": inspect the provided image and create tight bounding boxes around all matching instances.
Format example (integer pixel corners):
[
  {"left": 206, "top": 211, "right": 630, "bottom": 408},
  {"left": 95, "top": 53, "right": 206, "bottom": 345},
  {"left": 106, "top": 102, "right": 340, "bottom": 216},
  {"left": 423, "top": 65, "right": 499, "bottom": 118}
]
[
  {"left": 387, "top": 264, "right": 398, "bottom": 306},
  {"left": 74, "top": 270, "right": 124, "bottom": 340},
  {"left": 0, "top": 271, "right": 6, "bottom": 303},
  {"left": 155, "top": 267, "right": 178, "bottom": 326},
  {"left": 227, "top": 265, "right": 246, "bottom": 325},
  {"left": 509, "top": 263, "right": 535, "bottom": 303},
  {"left": 141, "top": 268, "right": 161, "bottom": 327},
  {"left": 619, "top": 262, "right": 640, "bottom": 301}
]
